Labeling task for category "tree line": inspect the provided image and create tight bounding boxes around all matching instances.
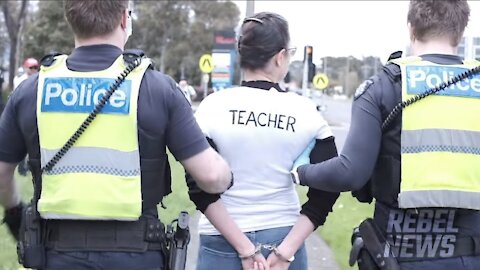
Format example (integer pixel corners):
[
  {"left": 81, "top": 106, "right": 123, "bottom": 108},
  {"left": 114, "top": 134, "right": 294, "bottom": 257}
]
[
  {"left": 1, "top": 0, "right": 384, "bottom": 99},
  {"left": 0, "top": 0, "right": 240, "bottom": 92}
]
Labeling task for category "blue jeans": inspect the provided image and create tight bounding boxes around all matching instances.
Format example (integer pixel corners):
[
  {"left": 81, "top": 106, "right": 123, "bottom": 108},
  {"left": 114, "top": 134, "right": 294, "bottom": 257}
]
[
  {"left": 197, "top": 226, "right": 308, "bottom": 270},
  {"left": 44, "top": 249, "right": 164, "bottom": 270},
  {"left": 400, "top": 256, "right": 480, "bottom": 270}
]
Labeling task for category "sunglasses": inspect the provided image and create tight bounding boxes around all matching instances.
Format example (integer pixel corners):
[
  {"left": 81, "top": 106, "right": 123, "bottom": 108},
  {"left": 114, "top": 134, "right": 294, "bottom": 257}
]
[
  {"left": 286, "top": 47, "right": 297, "bottom": 57},
  {"left": 29, "top": 66, "right": 39, "bottom": 70}
]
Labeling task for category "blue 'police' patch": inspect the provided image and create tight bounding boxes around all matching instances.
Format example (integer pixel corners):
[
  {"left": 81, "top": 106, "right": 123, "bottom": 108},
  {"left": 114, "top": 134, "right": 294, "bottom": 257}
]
[
  {"left": 354, "top": 79, "right": 374, "bottom": 100},
  {"left": 41, "top": 77, "right": 132, "bottom": 114},
  {"left": 405, "top": 65, "right": 480, "bottom": 98}
]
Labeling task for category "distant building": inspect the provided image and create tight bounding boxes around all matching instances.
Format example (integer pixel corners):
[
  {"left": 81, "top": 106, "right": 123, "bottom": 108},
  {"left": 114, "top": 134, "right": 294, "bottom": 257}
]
[{"left": 457, "top": 36, "right": 480, "bottom": 60}]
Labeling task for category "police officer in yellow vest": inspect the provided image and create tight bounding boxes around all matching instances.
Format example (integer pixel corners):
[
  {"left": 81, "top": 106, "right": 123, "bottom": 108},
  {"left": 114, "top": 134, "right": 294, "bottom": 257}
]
[
  {"left": 0, "top": 1, "right": 233, "bottom": 269},
  {"left": 291, "top": 0, "right": 480, "bottom": 269}
]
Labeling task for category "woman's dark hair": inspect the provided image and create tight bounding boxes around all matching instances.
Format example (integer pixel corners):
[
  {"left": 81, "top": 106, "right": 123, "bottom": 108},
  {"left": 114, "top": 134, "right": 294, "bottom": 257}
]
[{"left": 238, "top": 12, "right": 290, "bottom": 70}]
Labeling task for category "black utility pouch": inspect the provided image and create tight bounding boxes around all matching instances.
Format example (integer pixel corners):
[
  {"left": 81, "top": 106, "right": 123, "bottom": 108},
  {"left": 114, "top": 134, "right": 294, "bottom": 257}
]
[{"left": 17, "top": 203, "right": 45, "bottom": 269}]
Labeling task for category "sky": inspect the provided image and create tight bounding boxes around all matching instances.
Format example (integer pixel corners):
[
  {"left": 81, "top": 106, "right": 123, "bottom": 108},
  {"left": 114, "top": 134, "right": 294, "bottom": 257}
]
[{"left": 233, "top": 1, "right": 480, "bottom": 64}]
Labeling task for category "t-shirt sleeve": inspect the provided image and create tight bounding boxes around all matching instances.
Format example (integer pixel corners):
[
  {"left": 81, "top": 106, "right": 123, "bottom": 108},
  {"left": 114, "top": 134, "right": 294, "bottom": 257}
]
[
  {"left": 0, "top": 88, "right": 27, "bottom": 163},
  {"left": 163, "top": 76, "right": 209, "bottom": 161},
  {"left": 193, "top": 95, "right": 213, "bottom": 137}
]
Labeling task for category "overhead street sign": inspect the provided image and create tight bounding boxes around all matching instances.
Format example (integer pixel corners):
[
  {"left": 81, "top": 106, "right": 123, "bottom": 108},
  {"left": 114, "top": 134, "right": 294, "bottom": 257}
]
[
  {"left": 313, "top": 73, "right": 329, "bottom": 90},
  {"left": 199, "top": 54, "right": 214, "bottom": 73}
]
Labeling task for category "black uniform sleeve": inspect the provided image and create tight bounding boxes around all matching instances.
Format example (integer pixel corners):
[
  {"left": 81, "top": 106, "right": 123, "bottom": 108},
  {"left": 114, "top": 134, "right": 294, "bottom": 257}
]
[
  {"left": 300, "top": 136, "right": 340, "bottom": 229},
  {"left": 185, "top": 137, "right": 221, "bottom": 212},
  {"left": 163, "top": 76, "right": 209, "bottom": 161},
  {"left": 0, "top": 87, "right": 27, "bottom": 163},
  {"left": 297, "top": 82, "right": 383, "bottom": 192}
]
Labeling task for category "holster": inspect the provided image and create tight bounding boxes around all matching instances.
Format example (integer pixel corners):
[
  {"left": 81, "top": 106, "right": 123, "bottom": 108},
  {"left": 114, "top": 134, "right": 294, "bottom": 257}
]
[
  {"left": 349, "top": 218, "right": 400, "bottom": 270},
  {"left": 166, "top": 212, "right": 190, "bottom": 270},
  {"left": 17, "top": 202, "right": 46, "bottom": 269}
]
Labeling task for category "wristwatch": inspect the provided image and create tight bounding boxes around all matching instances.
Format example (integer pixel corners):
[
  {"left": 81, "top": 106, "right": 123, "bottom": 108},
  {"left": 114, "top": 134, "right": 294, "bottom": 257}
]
[
  {"left": 273, "top": 247, "right": 295, "bottom": 263},
  {"left": 290, "top": 168, "right": 300, "bottom": 185}
]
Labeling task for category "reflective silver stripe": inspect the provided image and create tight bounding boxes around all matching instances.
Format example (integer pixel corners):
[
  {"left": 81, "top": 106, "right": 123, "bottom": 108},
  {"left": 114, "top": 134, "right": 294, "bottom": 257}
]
[
  {"left": 398, "top": 190, "right": 480, "bottom": 210},
  {"left": 41, "top": 147, "right": 140, "bottom": 177},
  {"left": 401, "top": 129, "right": 480, "bottom": 155},
  {"left": 40, "top": 212, "right": 138, "bottom": 221}
]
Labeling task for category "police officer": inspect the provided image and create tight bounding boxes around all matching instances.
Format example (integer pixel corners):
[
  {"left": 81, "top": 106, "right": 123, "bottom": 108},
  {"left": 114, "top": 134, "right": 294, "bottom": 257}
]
[
  {"left": 0, "top": 1, "right": 232, "bottom": 269},
  {"left": 292, "top": 0, "right": 480, "bottom": 269},
  {"left": 187, "top": 12, "right": 339, "bottom": 270}
]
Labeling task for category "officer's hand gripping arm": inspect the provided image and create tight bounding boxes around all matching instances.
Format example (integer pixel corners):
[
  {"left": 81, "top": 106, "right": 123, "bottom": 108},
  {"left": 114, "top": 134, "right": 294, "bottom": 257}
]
[
  {"left": 0, "top": 161, "right": 22, "bottom": 240},
  {"left": 3, "top": 202, "right": 25, "bottom": 241}
]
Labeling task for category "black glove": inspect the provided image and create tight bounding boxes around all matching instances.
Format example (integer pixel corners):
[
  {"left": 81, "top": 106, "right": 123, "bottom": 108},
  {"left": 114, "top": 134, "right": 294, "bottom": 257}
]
[{"left": 2, "top": 202, "right": 25, "bottom": 241}]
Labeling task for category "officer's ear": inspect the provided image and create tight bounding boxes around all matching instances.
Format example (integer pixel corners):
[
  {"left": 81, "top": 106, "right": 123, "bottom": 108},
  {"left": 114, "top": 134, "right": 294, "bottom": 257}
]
[{"left": 121, "top": 9, "right": 129, "bottom": 30}]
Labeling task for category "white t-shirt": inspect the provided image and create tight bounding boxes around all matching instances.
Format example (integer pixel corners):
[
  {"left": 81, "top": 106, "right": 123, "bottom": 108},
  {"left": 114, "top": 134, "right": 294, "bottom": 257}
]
[
  {"left": 180, "top": 85, "right": 196, "bottom": 104},
  {"left": 13, "top": 73, "right": 28, "bottom": 90},
  {"left": 195, "top": 86, "right": 332, "bottom": 235}
]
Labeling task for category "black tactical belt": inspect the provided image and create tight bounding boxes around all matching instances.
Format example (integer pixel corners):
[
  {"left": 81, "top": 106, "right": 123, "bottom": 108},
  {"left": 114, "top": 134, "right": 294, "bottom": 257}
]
[{"left": 44, "top": 217, "right": 165, "bottom": 252}]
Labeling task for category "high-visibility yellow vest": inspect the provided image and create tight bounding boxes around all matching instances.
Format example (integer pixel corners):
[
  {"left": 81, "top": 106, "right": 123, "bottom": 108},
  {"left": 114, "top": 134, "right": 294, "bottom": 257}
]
[
  {"left": 391, "top": 57, "right": 480, "bottom": 210},
  {"left": 36, "top": 54, "right": 151, "bottom": 220}
]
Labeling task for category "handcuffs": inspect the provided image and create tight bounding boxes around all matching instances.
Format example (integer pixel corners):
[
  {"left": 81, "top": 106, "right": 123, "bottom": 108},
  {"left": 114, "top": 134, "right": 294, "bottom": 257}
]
[{"left": 238, "top": 243, "right": 295, "bottom": 263}]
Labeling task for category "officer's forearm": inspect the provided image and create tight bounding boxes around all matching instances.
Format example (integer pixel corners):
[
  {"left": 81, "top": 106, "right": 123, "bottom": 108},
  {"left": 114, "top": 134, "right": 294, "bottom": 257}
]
[
  {"left": 181, "top": 147, "right": 233, "bottom": 194},
  {"left": 298, "top": 94, "right": 382, "bottom": 192},
  {"left": 202, "top": 152, "right": 232, "bottom": 194},
  {"left": 0, "top": 161, "right": 20, "bottom": 209}
]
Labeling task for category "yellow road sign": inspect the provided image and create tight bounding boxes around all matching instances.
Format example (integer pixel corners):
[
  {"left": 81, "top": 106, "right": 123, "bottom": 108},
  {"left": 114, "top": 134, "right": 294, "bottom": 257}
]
[
  {"left": 313, "top": 73, "right": 329, "bottom": 90},
  {"left": 199, "top": 54, "right": 214, "bottom": 73}
]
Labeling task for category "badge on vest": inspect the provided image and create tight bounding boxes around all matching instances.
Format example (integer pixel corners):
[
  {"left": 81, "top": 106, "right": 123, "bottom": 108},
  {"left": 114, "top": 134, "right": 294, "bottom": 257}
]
[
  {"left": 354, "top": 78, "right": 374, "bottom": 100},
  {"left": 406, "top": 65, "right": 480, "bottom": 98},
  {"left": 41, "top": 77, "right": 132, "bottom": 114}
]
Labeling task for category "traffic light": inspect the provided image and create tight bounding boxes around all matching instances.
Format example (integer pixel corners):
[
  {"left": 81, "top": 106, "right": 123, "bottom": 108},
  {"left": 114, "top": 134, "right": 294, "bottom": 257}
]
[
  {"left": 304, "top": 45, "right": 313, "bottom": 64},
  {"left": 304, "top": 46, "right": 315, "bottom": 82}
]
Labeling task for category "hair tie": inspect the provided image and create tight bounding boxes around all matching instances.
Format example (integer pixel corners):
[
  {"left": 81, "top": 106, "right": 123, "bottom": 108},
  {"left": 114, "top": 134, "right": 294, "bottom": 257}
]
[
  {"left": 243, "top": 17, "right": 264, "bottom": 24},
  {"left": 237, "top": 35, "right": 243, "bottom": 51}
]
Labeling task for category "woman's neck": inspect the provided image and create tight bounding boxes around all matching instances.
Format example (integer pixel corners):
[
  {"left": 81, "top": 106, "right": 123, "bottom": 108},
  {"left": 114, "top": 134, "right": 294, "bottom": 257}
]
[{"left": 243, "top": 69, "right": 278, "bottom": 83}]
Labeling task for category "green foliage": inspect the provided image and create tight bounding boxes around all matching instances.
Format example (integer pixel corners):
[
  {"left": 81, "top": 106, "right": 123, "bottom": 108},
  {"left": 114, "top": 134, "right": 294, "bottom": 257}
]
[
  {"left": 19, "top": 0, "right": 240, "bottom": 86},
  {"left": 22, "top": 1, "right": 74, "bottom": 60},
  {"left": 130, "top": 0, "right": 240, "bottom": 85}
]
